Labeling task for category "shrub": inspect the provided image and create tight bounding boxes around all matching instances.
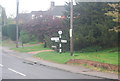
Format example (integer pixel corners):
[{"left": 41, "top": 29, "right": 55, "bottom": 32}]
[{"left": 80, "top": 46, "right": 102, "bottom": 52}]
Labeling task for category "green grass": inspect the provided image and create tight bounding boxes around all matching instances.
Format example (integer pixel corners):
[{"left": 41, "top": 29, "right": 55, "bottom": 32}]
[
  {"left": 11, "top": 43, "right": 119, "bottom": 66},
  {"left": 11, "top": 44, "right": 50, "bottom": 52},
  {"left": 10, "top": 43, "right": 119, "bottom": 73},
  {"left": 2, "top": 39, "right": 16, "bottom": 47},
  {"left": 35, "top": 52, "right": 73, "bottom": 64},
  {"left": 34, "top": 48, "right": 119, "bottom": 66}
]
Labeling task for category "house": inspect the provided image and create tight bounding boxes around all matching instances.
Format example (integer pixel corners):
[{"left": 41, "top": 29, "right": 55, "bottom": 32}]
[
  {"left": 0, "top": 5, "right": 7, "bottom": 26},
  {"left": 18, "top": 1, "right": 66, "bottom": 24},
  {"left": 18, "top": 13, "right": 32, "bottom": 24},
  {"left": 31, "top": 11, "right": 49, "bottom": 19},
  {"left": 31, "top": 2, "right": 66, "bottom": 19},
  {"left": 48, "top": 2, "right": 66, "bottom": 19}
]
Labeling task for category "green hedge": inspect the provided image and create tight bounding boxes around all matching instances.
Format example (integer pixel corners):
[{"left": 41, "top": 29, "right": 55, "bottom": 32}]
[{"left": 2, "top": 24, "right": 20, "bottom": 41}]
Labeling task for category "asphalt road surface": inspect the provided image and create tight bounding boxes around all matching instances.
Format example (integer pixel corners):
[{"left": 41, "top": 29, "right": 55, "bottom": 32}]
[{"left": 0, "top": 49, "right": 104, "bottom": 79}]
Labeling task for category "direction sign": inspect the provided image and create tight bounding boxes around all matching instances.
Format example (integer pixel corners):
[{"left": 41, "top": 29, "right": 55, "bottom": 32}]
[
  {"left": 55, "top": 40, "right": 59, "bottom": 42},
  {"left": 51, "top": 31, "right": 67, "bottom": 53},
  {"left": 51, "top": 46, "right": 57, "bottom": 48},
  {"left": 61, "top": 40, "right": 67, "bottom": 43},
  {"left": 51, "top": 37, "right": 59, "bottom": 41},
  {"left": 70, "top": 29, "right": 72, "bottom": 37}
]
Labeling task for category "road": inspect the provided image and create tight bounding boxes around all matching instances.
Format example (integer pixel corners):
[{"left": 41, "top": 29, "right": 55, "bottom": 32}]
[{"left": 0, "top": 48, "right": 106, "bottom": 79}]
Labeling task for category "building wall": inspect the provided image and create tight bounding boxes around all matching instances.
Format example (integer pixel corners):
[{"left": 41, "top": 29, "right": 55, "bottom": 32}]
[
  {"left": 0, "top": 5, "right": 7, "bottom": 26},
  {"left": 0, "top": 5, "right": 2, "bottom": 26},
  {"left": 0, "top": 5, "right": 3, "bottom": 41}
]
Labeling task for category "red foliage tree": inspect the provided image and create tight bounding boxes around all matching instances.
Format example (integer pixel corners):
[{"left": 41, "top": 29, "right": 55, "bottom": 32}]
[{"left": 21, "top": 14, "right": 66, "bottom": 41}]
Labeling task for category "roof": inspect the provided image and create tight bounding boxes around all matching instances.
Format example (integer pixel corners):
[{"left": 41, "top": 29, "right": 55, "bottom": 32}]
[
  {"left": 49, "top": 6, "right": 66, "bottom": 16},
  {"left": 31, "top": 11, "right": 49, "bottom": 16},
  {"left": 31, "top": 5, "right": 66, "bottom": 17},
  {"left": 18, "top": 2, "right": 66, "bottom": 21},
  {"left": 18, "top": 13, "right": 31, "bottom": 20},
  {"left": 18, "top": 13, "right": 32, "bottom": 23}
]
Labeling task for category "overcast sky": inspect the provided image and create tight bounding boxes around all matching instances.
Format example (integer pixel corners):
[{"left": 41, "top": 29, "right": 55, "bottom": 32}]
[
  {"left": 0, "top": 0, "right": 119, "bottom": 17},
  {"left": 0, "top": 0, "right": 70, "bottom": 17}
]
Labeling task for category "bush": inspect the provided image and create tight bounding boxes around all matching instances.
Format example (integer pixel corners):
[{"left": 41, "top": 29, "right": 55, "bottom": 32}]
[
  {"left": 19, "top": 31, "right": 29, "bottom": 44},
  {"left": 28, "top": 41, "right": 39, "bottom": 44},
  {"left": 2, "top": 24, "right": 20, "bottom": 41},
  {"left": 80, "top": 46, "right": 102, "bottom": 52},
  {"left": 2, "top": 25, "right": 8, "bottom": 37},
  {"left": 29, "top": 34, "right": 38, "bottom": 42}
]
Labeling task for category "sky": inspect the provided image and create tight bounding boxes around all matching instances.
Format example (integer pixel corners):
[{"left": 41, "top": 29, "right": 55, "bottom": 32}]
[
  {"left": 0, "top": 0, "right": 70, "bottom": 17},
  {"left": 0, "top": 0, "right": 118, "bottom": 17}
]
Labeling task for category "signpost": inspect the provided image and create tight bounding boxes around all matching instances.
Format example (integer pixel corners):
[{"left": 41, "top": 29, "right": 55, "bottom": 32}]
[
  {"left": 51, "top": 30, "right": 67, "bottom": 54},
  {"left": 58, "top": 31, "right": 62, "bottom": 54}
]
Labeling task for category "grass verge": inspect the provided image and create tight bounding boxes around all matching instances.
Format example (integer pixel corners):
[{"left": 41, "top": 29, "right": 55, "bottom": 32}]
[
  {"left": 11, "top": 44, "right": 119, "bottom": 73},
  {"left": 11, "top": 44, "right": 50, "bottom": 52},
  {"left": 34, "top": 48, "right": 119, "bottom": 66},
  {"left": 2, "top": 39, "right": 16, "bottom": 47},
  {"left": 11, "top": 44, "right": 119, "bottom": 66}
]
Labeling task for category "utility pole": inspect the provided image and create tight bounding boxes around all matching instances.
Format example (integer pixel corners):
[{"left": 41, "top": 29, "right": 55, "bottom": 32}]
[
  {"left": 70, "top": 0, "right": 74, "bottom": 56},
  {"left": 16, "top": 0, "right": 19, "bottom": 48}
]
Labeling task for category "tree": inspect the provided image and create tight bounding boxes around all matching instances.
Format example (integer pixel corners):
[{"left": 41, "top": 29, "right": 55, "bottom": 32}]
[
  {"left": 105, "top": 2, "right": 120, "bottom": 32},
  {"left": 2, "top": 24, "right": 20, "bottom": 41},
  {"left": 22, "top": 15, "right": 66, "bottom": 42},
  {"left": 19, "top": 31, "right": 29, "bottom": 47},
  {"left": 7, "top": 17, "right": 16, "bottom": 24},
  {"left": 2, "top": 25, "right": 8, "bottom": 37},
  {"left": 7, "top": 24, "right": 17, "bottom": 41},
  {"left": 64, "top": 2, "right": 118, "bottom": 51}
]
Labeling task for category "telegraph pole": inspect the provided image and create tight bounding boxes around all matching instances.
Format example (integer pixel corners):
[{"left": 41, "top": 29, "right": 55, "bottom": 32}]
[
  {"left": 70, "top": 0, "right": 74, "bottom": 56},
  {"left": 16, "top": 0, "right": 19, "bottom": 48}
]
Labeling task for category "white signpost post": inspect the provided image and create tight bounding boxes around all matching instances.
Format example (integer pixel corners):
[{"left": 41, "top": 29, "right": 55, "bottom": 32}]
[
  {"left": 51, "top": 30, "right": 67, "bottom": 54},
  {"left": 58, "top": 31, "right": 62, "bottom": 54}
]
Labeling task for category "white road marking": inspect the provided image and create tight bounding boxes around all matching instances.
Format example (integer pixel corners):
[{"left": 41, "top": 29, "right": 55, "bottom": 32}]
[
  {"left": 0, "top": 64, "right": 3, "bottom": 67},
  {"left": 8, "top": 68, "right": 26, "bottom": 76}
]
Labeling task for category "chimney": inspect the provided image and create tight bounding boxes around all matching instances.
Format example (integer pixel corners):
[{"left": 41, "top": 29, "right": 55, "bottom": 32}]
[{"left": 51, "top": 1, "right": 55, "bottom": 8}]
